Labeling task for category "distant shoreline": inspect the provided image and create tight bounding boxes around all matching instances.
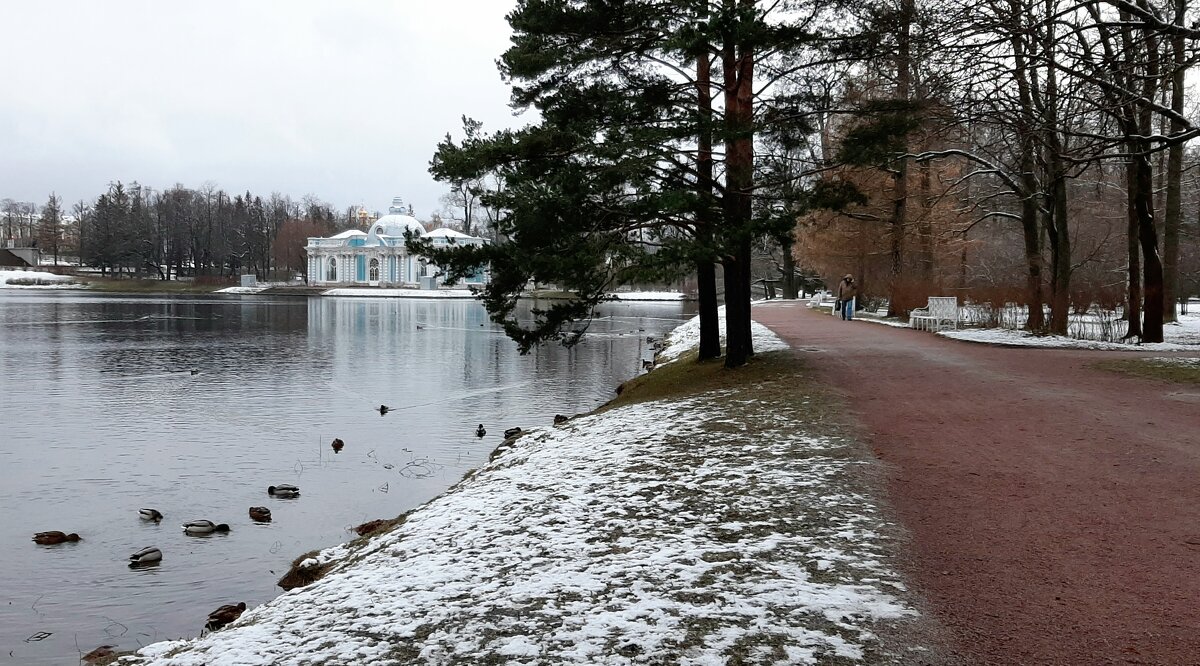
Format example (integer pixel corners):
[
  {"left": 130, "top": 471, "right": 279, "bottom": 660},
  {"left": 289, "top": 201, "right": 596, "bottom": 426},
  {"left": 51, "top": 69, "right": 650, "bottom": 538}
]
[{"left": 0, "top": 272, "right": 694, "bottom": 302}]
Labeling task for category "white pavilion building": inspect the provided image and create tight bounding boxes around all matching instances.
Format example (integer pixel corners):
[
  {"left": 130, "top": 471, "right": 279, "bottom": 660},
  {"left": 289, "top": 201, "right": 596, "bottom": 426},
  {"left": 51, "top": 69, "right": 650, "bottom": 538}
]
[{"left": 305, "top": 199, "right": 487, "bottom": 288}]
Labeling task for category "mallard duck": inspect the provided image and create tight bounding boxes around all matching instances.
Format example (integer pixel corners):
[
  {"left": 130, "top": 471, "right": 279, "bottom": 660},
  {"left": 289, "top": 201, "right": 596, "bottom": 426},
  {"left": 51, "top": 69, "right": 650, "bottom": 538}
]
[
  {"left": 267, "top": 484, "right": 300, "bottom": 498},
  {"left": 139, "top": 508, "right": 163, "bottom": 522},
  {"left": 377, "top": 404, "right": 390, "bottom": 415},
  {"left": 503, "top": 427, "right": 522, "bottom": 439},
  {"left": 182, "top": 520, "right": 230, "bottom": 534},
  {"left": 33, "top": 531, "right": 81, "bottom": 545},
  {"left": 204, "top": 602, "right": 247, "bottom": 633},
  {"left": 475, "top": 424, "right": 486, "bottom": 438},
  {"left": 190, "top": 369, "right": 199, "bottom": 375},
  {"left": 249, "top": 506, "right": 272, "bottom": 522},
  {"left": 81, "top": 645, "right": 117, "bottom": 664},
  {"left": 129, "top": 546, "right": 162, "bottom": 564},
  {"left": 331, "top": 438, "right": 344, "bottom": 452}
]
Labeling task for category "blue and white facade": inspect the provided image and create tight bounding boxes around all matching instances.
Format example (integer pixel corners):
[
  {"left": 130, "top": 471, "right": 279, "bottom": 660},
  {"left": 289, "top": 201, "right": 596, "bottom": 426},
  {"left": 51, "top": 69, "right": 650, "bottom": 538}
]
[{"left": 305, "top": 201, "right": 487, "bottom": 287}]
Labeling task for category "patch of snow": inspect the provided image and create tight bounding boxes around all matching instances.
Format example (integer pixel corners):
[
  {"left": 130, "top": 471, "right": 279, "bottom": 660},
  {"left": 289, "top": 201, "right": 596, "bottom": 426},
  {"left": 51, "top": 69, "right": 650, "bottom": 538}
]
[
  {"left": 848, "top": 307, "right": 1200, "bottom": 350},
  {"left": 0, "top": 269, "right": 85, "bottom": 289},
  {"left": 321, "top": 288, "right": 477, "bottom": 298},
  {"left": 940, "top": 326, "right": 1199, "bottom": 351},
  {"left": 659, "top": 306, "right": 790, "bottom": 363},
  {"left": 607, "top": 291, "right": 688, "bottom": 301}
]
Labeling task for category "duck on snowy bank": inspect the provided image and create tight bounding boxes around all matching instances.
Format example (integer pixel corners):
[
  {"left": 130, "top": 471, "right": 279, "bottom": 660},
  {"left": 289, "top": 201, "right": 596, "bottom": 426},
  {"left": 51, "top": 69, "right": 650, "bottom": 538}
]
[{"left": 204, "top": 602, "right": 247, "bottom": 633}]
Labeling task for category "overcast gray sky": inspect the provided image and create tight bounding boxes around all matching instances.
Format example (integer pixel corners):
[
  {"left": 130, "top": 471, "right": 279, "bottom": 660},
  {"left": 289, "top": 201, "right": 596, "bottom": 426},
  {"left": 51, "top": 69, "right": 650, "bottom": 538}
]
[{"left": 1, "top": 1, "right": 524, "bottom": 218}]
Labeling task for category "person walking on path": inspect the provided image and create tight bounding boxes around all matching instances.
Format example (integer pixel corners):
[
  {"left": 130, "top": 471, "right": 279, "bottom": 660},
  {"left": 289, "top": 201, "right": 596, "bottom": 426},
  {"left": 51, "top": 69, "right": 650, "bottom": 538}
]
[
  {"left": 752, "top": 300, "right": 1200, "bottom": 665},
  {"left": 836, "top": 274, "right": 858, "bottom": 320}
]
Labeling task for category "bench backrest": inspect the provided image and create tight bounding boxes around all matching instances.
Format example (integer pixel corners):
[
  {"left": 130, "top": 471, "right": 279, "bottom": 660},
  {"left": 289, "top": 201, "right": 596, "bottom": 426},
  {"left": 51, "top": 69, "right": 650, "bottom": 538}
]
[{"left": 928, "top": 296, "right": 958, "bottom": 318}]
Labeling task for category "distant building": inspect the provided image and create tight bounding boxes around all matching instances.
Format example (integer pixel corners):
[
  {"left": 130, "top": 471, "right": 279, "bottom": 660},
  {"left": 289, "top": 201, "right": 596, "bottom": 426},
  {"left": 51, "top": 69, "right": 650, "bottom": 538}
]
[
  {"left": 305, "top": 198, "right": 487, "bottom": 287},
  {"left": 1, "top": 240, "right": 40, "bottom": 267}
]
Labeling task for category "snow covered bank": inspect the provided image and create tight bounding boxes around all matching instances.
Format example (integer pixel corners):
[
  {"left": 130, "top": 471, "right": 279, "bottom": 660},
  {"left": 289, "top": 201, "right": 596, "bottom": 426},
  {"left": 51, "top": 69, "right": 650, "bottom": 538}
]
[
  {"left": 607, "top": 291, "right": 688, "bottom": 301},
  {"left": 0, "top": 268, "right": 85, "bottom": 289},
  {"left": 126, "top": 318, "right": 919, "bottom": 665},
  {"left": 322, "top": 287, "right": 477, "bottom": 298},
  {"left": 658, "top": 304, "right": 790, "bottom": 363}
]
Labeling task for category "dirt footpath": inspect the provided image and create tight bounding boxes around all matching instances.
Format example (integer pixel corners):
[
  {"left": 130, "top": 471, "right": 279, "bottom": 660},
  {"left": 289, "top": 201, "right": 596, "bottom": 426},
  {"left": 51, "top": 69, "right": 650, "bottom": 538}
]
[{"left": 754, "top": 301, "right": 1200, "bottom": 666}]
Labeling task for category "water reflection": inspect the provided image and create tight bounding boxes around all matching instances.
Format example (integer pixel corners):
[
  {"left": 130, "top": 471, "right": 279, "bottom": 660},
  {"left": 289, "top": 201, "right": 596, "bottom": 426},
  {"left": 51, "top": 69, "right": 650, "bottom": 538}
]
[{"left": 0, "top": 291, "right": 692, "bottom": 664}]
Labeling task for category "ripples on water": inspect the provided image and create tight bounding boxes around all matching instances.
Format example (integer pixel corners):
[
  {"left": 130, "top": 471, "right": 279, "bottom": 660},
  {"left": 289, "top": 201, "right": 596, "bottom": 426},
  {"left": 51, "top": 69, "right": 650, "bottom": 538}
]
[{"left": 0, "top": 291, "right": 692, "bottom": 664}]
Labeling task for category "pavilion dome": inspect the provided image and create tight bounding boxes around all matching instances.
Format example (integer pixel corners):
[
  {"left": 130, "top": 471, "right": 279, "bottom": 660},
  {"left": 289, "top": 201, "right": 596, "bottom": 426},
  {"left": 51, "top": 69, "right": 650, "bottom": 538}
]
[{"left": 368, "top": 214, "right": 425, "bottom": 240}]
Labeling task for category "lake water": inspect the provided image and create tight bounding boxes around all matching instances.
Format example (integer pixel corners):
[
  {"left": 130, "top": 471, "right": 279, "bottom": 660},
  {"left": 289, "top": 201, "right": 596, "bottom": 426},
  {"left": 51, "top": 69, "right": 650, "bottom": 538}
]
[{"left": 0, "top": 291, "right": 693, "bottom": 664}]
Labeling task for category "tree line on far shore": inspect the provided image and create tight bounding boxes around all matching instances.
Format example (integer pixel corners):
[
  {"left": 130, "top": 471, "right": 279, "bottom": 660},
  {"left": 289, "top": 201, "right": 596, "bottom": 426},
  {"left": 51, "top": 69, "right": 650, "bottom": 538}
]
[{"left": 4, "top": 187, "right": 386, "bottom": 281}]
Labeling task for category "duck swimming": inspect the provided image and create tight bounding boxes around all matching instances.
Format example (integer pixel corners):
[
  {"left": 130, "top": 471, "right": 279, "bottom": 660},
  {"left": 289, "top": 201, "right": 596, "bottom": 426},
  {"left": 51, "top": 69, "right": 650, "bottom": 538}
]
[
  {"left": 331, "top": 438, "right": 344, "bottom": 452},
  {"left": 267, "top": 484, "right": 300, "bottom": 498},
  {"left": 139, "top": 508, "right": 163, "bottom": 522},
  {"left": 204, "top": 602, "right": 247, "bottom": 633},
  {"left": 129, "top": 546, "right": 162, "bottom": 565},
  {"left": 33, "top": 531, "right": 81, "bottom": 545},
  {"left": 249, "top": 507, "right": 272, "bottom": 522},
  {"left": 475, "top": 424, "right": 486, "bottom": 438},
  {"left": 182, "top": 520, "right": 230, "bottom": 534},
  {"left": 377, "top": 405, "right": 390, "bottom": 415}
]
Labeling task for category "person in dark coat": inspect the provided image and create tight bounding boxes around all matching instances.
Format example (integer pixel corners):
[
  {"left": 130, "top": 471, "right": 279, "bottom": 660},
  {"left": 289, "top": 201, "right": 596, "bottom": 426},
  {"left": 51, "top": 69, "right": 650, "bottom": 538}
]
[{"left": 836, "top": 274, "right": 858, "bottom": 320}]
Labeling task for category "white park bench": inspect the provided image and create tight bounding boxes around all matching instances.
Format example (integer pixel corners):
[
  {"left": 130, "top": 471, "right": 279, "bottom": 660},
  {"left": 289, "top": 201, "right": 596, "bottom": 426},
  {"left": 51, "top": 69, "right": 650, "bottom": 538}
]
[{"left": 909, "top": 296, "right": 959, "bottom": 331}]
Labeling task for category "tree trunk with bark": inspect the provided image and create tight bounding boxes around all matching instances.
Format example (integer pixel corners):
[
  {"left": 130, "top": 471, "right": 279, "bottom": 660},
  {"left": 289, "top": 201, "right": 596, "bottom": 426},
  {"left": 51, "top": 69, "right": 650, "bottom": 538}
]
[
  {"left": 696, "top": 51, "right": 721, "bottom": 361},
  {"left": 720, "top": 0, "right": 755, "bottom": 368}
]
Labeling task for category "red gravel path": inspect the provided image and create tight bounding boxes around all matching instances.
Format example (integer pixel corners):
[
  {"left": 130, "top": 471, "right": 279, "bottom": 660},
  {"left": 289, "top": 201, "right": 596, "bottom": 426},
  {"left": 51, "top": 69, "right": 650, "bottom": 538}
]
[{"left": 754, "top": 301, "right": 1200, "bottom": 666}]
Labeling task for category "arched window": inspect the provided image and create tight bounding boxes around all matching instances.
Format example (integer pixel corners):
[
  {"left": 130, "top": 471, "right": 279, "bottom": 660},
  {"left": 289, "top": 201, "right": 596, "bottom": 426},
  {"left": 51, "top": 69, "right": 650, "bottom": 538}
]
[
  {"left": 327, "top": 258, "right": 337, "bottom": 281},
  {"left": 368, "top": 258, "right": 380, "bottom": 282}
]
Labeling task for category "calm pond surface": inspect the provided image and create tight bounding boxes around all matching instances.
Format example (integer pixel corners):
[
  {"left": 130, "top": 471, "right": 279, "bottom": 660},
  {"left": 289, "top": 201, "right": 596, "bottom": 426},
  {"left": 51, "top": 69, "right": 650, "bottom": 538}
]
[{"left": 0, "top": 291, "right": 693, "bottom": 664}]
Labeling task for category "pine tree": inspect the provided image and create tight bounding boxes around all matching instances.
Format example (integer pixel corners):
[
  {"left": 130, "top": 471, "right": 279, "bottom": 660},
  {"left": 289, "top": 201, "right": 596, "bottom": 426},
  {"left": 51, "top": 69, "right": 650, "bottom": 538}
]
[{"left": 36, "top": 193, "right": 63, "bottom": 265}]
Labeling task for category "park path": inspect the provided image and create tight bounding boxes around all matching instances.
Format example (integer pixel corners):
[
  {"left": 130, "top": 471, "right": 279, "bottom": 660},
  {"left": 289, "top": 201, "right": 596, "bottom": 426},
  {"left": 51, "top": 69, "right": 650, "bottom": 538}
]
[{"left": 754, "top": 301, "right": 1200, "bottom": 666}]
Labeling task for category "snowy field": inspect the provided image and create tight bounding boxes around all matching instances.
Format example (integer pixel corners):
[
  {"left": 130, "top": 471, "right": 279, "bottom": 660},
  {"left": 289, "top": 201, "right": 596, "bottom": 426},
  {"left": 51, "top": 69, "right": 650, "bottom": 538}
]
[
  {"left": 125, "top": 317, "right": 918, "bottom": 665},
  {"left": 0, "top": 268, "right": 84, "bottom": 288}
]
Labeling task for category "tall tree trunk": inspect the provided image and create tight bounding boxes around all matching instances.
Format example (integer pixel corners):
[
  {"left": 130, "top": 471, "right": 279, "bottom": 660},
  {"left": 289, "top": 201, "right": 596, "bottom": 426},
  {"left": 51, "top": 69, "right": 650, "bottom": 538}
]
[
  {"left": 1008, "top": 15, "right": 1045, "bottom": 331},
  {"left": 1042, "top": 2, "right": 1071, "bottom": 336},
  {"left": 918, "top": 158, "right": 933, "bottom": 282},
  {"left": 1134, "top": 149, "right": 1165, "bottom": 342},
  {"left": 1134, "top": 18, "right": 1165, "bottom": 343},
  {"left": 1163, "top": 0, "right": 1187, "bottom": 323},
  {"left": 721, "top": 0, "right": 755, "bottom": 369},
  {"left": 781, "top": 240, "right": 798, "bottom": 299},
  {"left": 1125, "top": 158, "right": 1144, "bottom": 339},
  {"left": 1045, "top": 174, "right": 1071, "bottom": 335},
  {"left": 886, "top": 0, "right": 913, "bottom": 318},
  {"left": 696, "top": 51, "right": 721, "bottom": 361}
]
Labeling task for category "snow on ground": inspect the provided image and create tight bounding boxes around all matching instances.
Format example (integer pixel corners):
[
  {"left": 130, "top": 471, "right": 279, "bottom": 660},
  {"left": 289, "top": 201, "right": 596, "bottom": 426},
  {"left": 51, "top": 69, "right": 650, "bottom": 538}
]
[
  {"left": 939, "top": 322, "right": 1200, "bottom": 351},
  {"left": 321, "top": 287, "right": 478, "bottom": 298},
  {"left": 215, "top": 285, "right": 273, "bottom": 294},
  {"left": 849, "top": 306, "right": 1200, "bottom": 351},
  {"left": 126, "top": 318, "right": 916, "bottom": 666},
  {"left": 0, "top": 268, "right": 85, "bottom": 288},
  {"left": 658, "top": 304, "right": 790, "bottom": 363},
  {"left": 607, "top": 291, "right": 688, "bottom": 301}
]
